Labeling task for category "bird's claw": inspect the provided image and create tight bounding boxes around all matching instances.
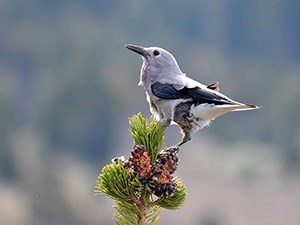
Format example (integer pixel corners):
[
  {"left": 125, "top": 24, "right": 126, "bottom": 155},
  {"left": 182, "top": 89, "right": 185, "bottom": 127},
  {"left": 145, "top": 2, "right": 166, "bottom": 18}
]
[{"left": 166, "top": 144, "right": 180, "bottom": 153}]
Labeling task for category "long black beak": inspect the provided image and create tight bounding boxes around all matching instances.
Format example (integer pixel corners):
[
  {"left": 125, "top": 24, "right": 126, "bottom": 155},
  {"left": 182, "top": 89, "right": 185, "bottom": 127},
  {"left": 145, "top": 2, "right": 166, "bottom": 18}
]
[{"left": 125, "top": 44, "right": 149, "bottom": 57}]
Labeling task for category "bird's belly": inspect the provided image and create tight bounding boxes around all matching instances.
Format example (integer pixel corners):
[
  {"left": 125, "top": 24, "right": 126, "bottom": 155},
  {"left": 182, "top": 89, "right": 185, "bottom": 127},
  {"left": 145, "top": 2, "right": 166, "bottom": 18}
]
[{"left": 173, "top": 102, "right": 211, "bottom": 132}]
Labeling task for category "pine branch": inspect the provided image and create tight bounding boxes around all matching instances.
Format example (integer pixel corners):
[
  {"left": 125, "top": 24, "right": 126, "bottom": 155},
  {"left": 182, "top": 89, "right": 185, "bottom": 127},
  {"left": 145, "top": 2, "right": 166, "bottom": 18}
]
[
  {"left": 129, "top": 113, "right": 165, "bottom": 162},
  {"left": 95, "top": 113, "right": 187, "bottom": 225}
]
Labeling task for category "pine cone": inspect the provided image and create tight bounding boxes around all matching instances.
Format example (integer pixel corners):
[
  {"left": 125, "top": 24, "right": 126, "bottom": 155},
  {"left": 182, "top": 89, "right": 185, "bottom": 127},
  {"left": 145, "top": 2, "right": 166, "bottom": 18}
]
[
  {"left": 153, "top": 182, "right": 177, "bottom": 197},
  {"left": 115, "top": 146, "right": 180, "bottom": 197},
  {"left": 149, "top": 148, "right": 180, "bottom": 197},
  {"left": 156, "top": 148, "right": 179, "bottom": 174},
  {"left": 130, "top": 145, "right": 152, "bottom": 178},
  {"left": 152, "top": 164, "right": 172, "bottom": 183}
]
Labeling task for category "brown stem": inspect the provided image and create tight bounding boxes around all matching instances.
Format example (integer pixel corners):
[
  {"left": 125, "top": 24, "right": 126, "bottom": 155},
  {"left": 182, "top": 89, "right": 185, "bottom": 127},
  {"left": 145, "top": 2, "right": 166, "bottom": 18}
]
[
  {"left": 132, "top": 193, "right": 149, "bottom": 225},
  {"left": 137, "top": 198, "right": 147, "bottom": 225}
]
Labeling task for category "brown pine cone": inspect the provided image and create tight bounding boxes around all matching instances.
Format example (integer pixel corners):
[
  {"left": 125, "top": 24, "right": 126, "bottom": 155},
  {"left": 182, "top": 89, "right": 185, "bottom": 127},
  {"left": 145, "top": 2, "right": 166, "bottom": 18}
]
[{"left": 131, "top": 145, "right": 152, "bottom": 178}]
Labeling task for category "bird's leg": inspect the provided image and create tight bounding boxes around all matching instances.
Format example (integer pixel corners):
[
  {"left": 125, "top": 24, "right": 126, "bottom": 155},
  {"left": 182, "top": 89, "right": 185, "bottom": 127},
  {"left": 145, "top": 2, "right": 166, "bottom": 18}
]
[
  {"left": 160, "top": 118, "right": 171, "bottom": 127},
  {"left": 172, "top": 102, "right": 194, "bottom": 150},
  {"left": 168, "top": 130, "right": 191, "bottom": 152},
  {"left": 175, "top": 130, "right": 192, "bottom": 148}
]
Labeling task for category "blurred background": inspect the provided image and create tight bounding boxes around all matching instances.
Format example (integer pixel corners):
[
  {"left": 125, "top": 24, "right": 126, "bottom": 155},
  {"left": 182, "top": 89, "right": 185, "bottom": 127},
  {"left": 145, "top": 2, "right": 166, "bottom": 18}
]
[{"left": 1, "top": 1, "right": 300, "bottom": 225}]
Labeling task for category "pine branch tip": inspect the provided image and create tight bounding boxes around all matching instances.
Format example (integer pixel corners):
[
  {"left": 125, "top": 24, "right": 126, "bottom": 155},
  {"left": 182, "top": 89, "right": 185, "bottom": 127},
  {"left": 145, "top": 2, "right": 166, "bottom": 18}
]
[{"left": 95, "top": 113, "right": 186, "bottom": 224}]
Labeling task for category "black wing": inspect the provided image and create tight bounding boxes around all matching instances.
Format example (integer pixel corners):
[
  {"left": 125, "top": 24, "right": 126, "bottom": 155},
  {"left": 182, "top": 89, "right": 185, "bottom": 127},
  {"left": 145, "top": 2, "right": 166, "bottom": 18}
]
[
  {"left": 151, "top": 82, "right": 182, "bottom": 99},
  {"left": 151, "top": 82, "right": 234, "bottom": 105}
]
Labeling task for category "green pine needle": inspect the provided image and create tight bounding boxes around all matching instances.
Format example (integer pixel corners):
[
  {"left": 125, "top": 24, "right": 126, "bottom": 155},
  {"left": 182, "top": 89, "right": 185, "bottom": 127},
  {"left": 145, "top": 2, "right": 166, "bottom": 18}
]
[
  {"left": 95, "top": 163, "right": 142, "bottom": 203},
  {"left": 114, "top": 201, "right": 141, "bottom": 225},
  {"left": 129, "top": 113, "right": 166, "bottom": 162},
  {"left": 114, "top": 202, "right": 162, "bottom": 225}
]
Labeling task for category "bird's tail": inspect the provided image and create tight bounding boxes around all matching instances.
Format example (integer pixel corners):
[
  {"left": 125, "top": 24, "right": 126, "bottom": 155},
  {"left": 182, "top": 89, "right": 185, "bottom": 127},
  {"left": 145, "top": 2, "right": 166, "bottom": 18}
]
[
  {"left": 190, "top": 103, "right": 260, "bottom": 121},
  {"left": 231, "top": 104, "right": 260, "bottom": 112}
]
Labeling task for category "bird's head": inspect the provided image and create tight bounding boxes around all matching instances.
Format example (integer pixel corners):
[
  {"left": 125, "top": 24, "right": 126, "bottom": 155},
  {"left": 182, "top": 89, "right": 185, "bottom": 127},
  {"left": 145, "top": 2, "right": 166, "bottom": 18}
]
[{"left": 125, "top": 44, "right": 183, "bottom": 76}]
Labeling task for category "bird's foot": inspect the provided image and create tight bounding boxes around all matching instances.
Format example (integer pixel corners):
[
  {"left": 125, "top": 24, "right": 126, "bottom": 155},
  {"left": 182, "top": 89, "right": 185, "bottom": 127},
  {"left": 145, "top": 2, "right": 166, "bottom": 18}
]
[
  {"left": 164, "top": 145, "right": 180, "bottom": 153},
  {"left": 170, "top": 142, "right": 183, "bottom": 153},
  {"left": 176, "top": 133, "right": 191, "bottom": 148}
]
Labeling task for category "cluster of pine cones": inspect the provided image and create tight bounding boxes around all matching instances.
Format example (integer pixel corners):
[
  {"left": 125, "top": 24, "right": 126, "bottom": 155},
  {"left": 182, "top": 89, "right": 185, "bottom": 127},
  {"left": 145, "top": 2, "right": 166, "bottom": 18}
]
[{"left": 114, "top": 145, "right": 179, "bottom": 197}]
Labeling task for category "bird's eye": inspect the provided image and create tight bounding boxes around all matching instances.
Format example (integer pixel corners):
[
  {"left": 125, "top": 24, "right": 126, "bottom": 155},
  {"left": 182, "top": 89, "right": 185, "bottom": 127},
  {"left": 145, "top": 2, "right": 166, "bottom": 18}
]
[{"left": 153, "top": 50, "right": 160, "bottom": 56}]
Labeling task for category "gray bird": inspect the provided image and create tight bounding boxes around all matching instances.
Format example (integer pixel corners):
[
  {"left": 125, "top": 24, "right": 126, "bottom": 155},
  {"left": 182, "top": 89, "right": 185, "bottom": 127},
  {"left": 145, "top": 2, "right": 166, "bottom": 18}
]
[{"left": 125, "top": 44, "right": 259, "bottom": 148}]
